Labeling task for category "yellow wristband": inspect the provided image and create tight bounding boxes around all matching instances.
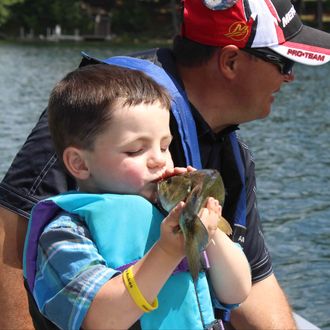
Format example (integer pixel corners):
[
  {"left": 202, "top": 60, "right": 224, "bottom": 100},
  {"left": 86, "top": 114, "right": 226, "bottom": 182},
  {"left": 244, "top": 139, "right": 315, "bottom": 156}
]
[{"left": 122, "top": 266, "right": 158, "bottom": 313}]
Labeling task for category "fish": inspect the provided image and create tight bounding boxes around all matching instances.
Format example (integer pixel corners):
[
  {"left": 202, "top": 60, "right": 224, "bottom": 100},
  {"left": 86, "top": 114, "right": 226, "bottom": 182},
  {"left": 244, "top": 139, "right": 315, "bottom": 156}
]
[{"left": 157, "top": 169, "right": 232, "bottom": 280}]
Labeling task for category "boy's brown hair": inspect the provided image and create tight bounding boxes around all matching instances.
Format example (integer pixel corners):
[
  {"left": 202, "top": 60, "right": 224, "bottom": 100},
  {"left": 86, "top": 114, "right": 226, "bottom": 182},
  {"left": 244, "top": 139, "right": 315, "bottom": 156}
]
[{"left": 48, "top": 64, "right": 171, "bottom": 159}]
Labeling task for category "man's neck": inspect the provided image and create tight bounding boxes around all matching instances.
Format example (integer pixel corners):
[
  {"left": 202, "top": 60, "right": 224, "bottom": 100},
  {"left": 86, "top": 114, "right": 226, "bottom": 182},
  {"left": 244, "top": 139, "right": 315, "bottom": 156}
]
[{"left": 176, "top": 62, "right": 234, "bottom": 133}]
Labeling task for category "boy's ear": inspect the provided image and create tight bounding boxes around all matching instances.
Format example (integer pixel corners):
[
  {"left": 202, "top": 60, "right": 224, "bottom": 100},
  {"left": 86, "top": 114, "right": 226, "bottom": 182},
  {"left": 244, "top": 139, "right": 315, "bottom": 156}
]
[
  {"left": 63, "top": 147, "right": 90, "bottom": 180},
  {"left": 217, "top": 45, "right": 240, "bottom": 79}
]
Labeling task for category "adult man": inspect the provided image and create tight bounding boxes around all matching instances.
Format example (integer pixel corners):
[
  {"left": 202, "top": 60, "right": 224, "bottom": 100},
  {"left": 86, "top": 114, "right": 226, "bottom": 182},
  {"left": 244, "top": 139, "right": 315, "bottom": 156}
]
[{"left": 1, "top": 0, "right": 330, "bottom": 329}]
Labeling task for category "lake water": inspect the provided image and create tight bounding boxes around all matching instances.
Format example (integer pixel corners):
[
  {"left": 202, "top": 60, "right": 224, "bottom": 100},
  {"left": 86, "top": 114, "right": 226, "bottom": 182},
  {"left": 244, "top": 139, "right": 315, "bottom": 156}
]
[{"left": 1, "top": 41, "right": 329, "bottom": 329}]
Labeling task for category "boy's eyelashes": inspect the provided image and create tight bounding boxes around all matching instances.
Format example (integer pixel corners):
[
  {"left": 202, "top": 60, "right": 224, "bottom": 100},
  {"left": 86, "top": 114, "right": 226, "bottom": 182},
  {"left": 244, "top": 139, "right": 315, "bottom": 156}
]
[
  {"left": 125, "top": 145, "right": 170, "bottom": 156},
  {"left": 125, "top": 149, "right": 144, "bottom": 156}
]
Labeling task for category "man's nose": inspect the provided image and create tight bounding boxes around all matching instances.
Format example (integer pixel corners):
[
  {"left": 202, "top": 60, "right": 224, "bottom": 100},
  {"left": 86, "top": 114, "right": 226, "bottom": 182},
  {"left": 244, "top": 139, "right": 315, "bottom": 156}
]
[{"left": 284, "top": 70, "right": 295, "bottom": 83}]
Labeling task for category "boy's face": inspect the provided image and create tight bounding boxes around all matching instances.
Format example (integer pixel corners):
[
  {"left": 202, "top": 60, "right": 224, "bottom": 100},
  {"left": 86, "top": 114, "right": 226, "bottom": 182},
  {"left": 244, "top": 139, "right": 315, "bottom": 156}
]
[{"left": 82, "top": 100, "right": 173, "bottom": 201}]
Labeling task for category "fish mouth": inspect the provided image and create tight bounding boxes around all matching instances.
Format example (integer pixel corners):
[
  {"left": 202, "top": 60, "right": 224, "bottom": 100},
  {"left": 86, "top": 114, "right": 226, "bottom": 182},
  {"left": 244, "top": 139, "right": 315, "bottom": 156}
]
[
  {"left": 154, "top": 194, "right": 169, "bottom": 215},
  {"left": 142, "top": 181, "right": 159, "bottom": 204},
  {"left": 151, "top": 180, "right": 170, "bottom": 215}
]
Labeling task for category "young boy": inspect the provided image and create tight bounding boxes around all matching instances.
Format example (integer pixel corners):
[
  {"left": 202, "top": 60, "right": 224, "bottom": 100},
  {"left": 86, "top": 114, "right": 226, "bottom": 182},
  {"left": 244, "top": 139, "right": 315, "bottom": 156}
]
[{"left": 23, "top": 64, "right": 251, "bottom": 330}]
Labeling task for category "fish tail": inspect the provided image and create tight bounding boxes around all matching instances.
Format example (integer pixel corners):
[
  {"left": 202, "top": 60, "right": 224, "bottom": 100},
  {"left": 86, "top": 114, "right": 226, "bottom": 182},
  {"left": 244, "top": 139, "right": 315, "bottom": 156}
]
[
  {"left": 218, "top": 216, "right": 233, "bottom": 236},
  {"left": 185, "top": 234, "right": 201, "bottom": 281},
  {"left": 181, "top": 215, "right": 209, "bottom": 281}
]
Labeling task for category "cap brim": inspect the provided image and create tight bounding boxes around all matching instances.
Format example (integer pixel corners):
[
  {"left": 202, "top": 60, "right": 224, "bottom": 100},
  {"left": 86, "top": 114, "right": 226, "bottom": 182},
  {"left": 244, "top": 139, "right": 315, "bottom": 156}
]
[{"left": 269, "top": 25, "right": 330, "bottom": 65}]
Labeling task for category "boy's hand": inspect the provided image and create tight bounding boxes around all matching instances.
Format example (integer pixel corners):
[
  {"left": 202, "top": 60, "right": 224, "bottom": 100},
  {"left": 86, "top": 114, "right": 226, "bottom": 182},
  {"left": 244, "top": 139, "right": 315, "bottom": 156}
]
[
  {"left": 162, "top": 166, "right": 195, "bottom": 179},
  {"left": 157, "top": 196, "right": 221, "bottom": 260},
  {"left": 158, "top": 202, "right": 185, "bottom": 259},
  {"left": 199, "top": 197, "right": 221, "bottom": 241}
]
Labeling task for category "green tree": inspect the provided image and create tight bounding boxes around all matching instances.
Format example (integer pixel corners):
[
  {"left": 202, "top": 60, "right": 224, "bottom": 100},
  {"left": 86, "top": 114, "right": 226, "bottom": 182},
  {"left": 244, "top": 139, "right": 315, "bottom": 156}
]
[
  {"left": 0, "top": 0, "right": 24, "bottom": 26},
  {"left": 2, "top": 0, "right": 181, "bottom": 39},
  {"left": 111, "top": 0, "right": 180, "bottom": 38},
  {"left": 3, "top": 0, "right": 92, "bottom": 36}
]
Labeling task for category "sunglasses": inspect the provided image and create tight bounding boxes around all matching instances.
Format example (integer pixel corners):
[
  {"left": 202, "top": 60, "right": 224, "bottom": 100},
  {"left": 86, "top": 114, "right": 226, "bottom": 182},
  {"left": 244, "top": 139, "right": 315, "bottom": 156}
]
[{"left": 241, "top": 48, "right": 295, "bottom": 75}]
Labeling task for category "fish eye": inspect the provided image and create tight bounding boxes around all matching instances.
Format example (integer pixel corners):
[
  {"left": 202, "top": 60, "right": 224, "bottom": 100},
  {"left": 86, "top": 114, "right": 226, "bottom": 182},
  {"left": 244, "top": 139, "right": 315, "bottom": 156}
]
[{"left": 166, "top": 177, "right": 172, "bottom": 184}]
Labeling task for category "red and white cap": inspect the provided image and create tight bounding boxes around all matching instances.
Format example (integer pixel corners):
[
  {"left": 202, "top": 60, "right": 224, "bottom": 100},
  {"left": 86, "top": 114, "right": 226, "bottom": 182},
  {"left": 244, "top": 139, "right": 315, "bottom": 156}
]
[{"left": 182, "top": 0, "right": 330, "bottom": 65}]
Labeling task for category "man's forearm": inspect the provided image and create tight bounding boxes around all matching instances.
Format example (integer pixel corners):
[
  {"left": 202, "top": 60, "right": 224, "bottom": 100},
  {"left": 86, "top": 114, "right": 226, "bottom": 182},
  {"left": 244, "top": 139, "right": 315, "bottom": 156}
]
[
  {"left": 230, "top": 273, "right": 296, "bottom": 330},
  {"left": 0, "top": 207, "right": 33, "bottom": 329}
]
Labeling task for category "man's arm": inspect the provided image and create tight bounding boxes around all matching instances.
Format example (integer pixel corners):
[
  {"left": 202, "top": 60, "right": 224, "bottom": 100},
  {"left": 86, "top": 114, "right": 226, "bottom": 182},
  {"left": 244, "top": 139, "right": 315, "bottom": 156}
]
[
  {"left": 0, "top": 207, "right": 33, "bottom": 330},
  {"left": 228, "top": 142, "right": 296, "bottom": 329},
  {"left": 230, "top": 274, "right": 296, "bottom": 330}
]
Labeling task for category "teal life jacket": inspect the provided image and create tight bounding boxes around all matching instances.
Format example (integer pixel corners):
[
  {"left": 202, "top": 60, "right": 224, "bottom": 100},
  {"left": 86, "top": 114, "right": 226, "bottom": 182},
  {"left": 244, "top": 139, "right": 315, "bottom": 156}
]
[{"left": 24, "top": 193, "right": 221, "bottom": 329}]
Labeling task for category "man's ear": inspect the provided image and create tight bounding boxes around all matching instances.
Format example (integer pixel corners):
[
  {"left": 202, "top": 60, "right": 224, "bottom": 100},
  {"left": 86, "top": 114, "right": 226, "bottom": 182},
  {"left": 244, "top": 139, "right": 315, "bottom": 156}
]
[
  {"left": 63, "top": 147, "right": 90, "bottom": 180},
  {"left": 217, "top": 45, "right": 240, "bottom": 79}
]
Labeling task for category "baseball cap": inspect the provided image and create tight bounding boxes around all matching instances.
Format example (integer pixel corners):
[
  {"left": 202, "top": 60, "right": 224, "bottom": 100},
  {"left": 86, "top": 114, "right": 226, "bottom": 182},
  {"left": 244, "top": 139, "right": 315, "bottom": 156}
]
[{"left": 182, "top": 0, "right": 330, "bottom": 65}]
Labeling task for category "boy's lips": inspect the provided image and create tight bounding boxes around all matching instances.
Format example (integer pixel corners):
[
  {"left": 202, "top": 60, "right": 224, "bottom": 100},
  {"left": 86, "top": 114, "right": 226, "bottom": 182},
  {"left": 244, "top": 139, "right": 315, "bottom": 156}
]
[{"left": 151, "top": 172, "right": 168, "bottom": 183}]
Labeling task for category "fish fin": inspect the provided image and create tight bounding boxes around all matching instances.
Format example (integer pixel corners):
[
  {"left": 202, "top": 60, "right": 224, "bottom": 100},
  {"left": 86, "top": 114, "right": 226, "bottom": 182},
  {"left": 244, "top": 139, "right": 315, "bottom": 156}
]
[
  {"left": 217, "top": 216, "right": 232, "bottom": 236},
  {"left": 184, "top": 217, "right": 208, "bottom": 281}
]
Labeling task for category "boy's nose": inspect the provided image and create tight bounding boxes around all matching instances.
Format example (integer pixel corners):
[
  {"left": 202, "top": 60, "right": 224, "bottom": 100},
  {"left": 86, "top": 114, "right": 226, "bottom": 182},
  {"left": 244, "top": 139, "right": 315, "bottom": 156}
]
[{"left": 147, "top": 152, "right": 166, "bottom": 169}]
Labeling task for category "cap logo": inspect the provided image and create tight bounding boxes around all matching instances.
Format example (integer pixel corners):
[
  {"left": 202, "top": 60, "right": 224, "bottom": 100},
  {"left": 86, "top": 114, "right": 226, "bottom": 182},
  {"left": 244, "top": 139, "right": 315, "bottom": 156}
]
[
  {"left": 203, "top": 0, "right": 238, "bottom": 10},
  {"left": 282, "top": 6, "right": 296, "bottom": 28},
  {"left": 224, "top": 21, "right": 249, "bottom": 41},
  {"left": 287, "top": 49, "right": 325, "bottom": 62}
]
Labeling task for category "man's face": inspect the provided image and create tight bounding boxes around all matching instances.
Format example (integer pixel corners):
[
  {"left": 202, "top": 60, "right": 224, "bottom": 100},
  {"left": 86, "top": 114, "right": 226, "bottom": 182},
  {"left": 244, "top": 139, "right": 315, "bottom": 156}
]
[{"left": 235, "top": 49, "right": 295, "bottom": 123}]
